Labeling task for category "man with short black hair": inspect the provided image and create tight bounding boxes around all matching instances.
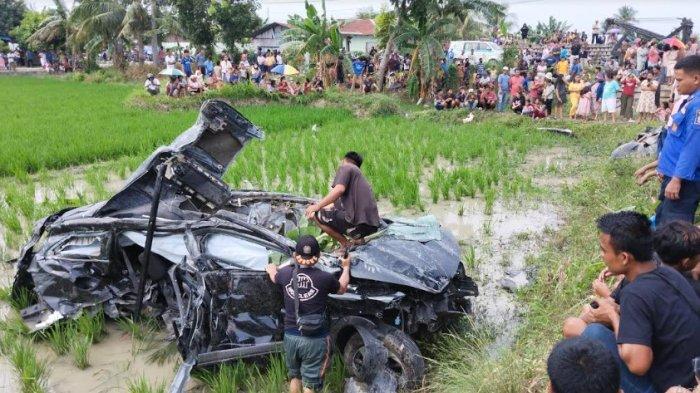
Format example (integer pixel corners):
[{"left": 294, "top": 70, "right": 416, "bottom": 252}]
[
  {"left": 265, "top": 235, "right": 350, "bottom": 393},
  {"left": 653, "top": 220, "right": 700, "bottom": 297},
  {"left": 575, "top": 211, "right": 700, "bottom": 393},
  {"left": 655, "top": 55, "right": 700, "bottom": 226},
  {"left": 305, "top": 152, "right": 380, "bottom": 254},
  {"left": 547, "top": 337, "right": 620, "bottom": 393}
]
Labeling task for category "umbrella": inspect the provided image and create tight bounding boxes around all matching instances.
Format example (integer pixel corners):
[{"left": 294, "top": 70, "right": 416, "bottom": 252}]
[
  {"left": 270, "top": 64, "right": 299, "bottom": 75},
  {"left": 159, "top": 68, "right": 185, "bottom": 77},
  {"left": 606, "top": 28, "right": 621, "bottom": 34},
  {"left": 663, "top": 36, "right": 685, "bottom": 49}
]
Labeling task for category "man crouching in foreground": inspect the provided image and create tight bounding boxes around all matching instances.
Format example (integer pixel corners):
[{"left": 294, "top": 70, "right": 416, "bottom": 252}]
[
  {"left": 266, "top": 235, "right": 350, "bottom": 393},
  {"left": 305, "top": 152, "right": 380, "bottom": 254},
  {"left": 565, "top": 211, "right": 700, "bottom": 393}
]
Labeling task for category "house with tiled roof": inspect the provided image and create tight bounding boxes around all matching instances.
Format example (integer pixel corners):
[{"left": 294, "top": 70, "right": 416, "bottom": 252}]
[{"left": 339, "top": 19, "right": 378, "bottom": 54}]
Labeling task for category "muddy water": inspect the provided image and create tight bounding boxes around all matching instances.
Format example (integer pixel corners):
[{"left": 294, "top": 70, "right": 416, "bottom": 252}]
[
  {"left": 42, "top": 325, "right": 185, "bottom": 393},
  {"left": 382, "top": 197, "right": 562, "bottom": 351}
]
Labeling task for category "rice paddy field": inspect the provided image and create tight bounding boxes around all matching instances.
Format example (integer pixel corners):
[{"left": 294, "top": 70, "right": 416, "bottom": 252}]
[{"left": 0, "top": 75, "right": 662, "bottom": 392}]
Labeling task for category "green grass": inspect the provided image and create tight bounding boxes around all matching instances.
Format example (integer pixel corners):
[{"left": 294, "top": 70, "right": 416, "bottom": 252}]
[
  {"left": 195, "top": 354, "right": 347, "bottom": 393},
  {"left": 0, "top": 77, "right": 351, "bottom": 176},
  {"left": 126, "top": 375, "right": 166, "bottom": 393}
]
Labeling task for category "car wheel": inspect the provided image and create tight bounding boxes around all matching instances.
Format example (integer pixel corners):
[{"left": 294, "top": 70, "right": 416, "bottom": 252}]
[{"left": 342, "top": 328, "right": 425, "bottom": 389}]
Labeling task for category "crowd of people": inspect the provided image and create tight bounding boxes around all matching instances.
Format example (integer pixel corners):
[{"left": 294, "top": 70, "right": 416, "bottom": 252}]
[
  {"left": 431, "top": 32, "right": 698, "bottom": 123},
  {"left": 0, "top": 48, "right": 74, "bottom": 72},
  {"left": 144, "top": 47, "right": 331, "bottom": 98}
]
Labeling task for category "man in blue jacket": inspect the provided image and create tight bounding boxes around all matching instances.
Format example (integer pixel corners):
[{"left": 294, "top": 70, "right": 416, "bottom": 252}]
[{"left": 656, "top": 55, "right": 700, "bottom": 226}]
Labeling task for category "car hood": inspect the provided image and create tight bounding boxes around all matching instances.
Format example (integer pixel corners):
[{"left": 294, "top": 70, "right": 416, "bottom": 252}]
[
  {"left": 349, "top": 229, "right": 461, "bottom": 293},
  {"left": 96, "top": 100, "right": 263, "bottom": 218}
]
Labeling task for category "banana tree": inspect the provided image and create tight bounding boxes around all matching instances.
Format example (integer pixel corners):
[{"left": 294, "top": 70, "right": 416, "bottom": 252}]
[
  {"left": 282, "top": 0, "right": 341, "bottom": 87},
  {"left": 395, "top": 14, "right": 455, "bottom": 99}
]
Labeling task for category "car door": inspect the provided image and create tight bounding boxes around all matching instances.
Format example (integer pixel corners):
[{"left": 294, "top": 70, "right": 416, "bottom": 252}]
[{"left": 198, "top": 231, "right": 287, "bottom": 348}]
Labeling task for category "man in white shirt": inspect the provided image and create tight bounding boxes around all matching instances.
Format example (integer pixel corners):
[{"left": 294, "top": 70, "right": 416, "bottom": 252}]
[
  {"left": 144, "top": 74, "right": 161, "bottom": 95},
  {"left": 164, "top": 49, "right": 176, "bottom": 69}
]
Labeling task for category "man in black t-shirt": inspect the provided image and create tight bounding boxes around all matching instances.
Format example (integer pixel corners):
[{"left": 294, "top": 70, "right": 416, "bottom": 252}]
[
  {"left": 265, "top": 236, "right": 350, "bottom": 393},
  {"left": 305, "top": 151, "right": 380, "bottom": 254},
  {"left": 574, "top": 212, "right": 700, "bottom": 393}
]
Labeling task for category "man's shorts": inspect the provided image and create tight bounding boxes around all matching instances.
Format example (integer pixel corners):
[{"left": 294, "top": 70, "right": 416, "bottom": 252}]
[
  {"left": 655, "top": 176, "right": 700, "bottom": 226},
  {"left": 601, "top": 98, "right": 617, "bottom": 113},
  {"left": 284, "top": 334, "right": 331, "bottom": 390},
  {"left": 316, "top": 208, "right": 377, "bottom": 239}
]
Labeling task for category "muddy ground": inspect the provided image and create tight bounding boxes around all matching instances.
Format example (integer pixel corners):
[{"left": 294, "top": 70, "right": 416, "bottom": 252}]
[{"left": 0, "top": 146, "right": 578, "bottom": 392}]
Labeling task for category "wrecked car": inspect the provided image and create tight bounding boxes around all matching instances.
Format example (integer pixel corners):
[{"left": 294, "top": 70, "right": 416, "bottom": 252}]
[
  {"left": 10, "top": 100, "right": 478, "bottom": 392},
  {"left": 611, "top": 126, "right": 661, "bottom": 159}
]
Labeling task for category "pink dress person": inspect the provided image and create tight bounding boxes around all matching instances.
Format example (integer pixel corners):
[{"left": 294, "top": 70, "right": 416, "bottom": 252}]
[{"left": 576, "top": 90, "right": 593, "bottom": 118}]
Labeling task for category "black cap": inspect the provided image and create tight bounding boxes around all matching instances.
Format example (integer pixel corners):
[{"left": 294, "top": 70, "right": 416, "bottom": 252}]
[{"left": 295, "top": 235, "right": 320, "bottom": 259}]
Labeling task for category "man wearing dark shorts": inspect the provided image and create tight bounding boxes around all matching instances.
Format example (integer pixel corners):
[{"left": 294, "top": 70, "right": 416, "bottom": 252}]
[
  {"left": 305, "top": 152, "right": 380, "bottom": 253},
  {"left": 265, "top": 236, "right": 350, "bottom": 393}
]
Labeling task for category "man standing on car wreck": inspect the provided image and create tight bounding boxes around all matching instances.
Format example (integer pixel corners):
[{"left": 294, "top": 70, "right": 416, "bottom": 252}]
[
  {"left": 266, "top": 235, "right": 351, "bottom": 393},
  {"left": 305, "top": 151, "right": 380, "bottom": 254}
]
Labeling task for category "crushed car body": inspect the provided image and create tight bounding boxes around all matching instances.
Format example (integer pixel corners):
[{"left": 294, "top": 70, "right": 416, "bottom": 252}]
[
  {"left": 10, "top": 100, "right": 478, "bottom": 391},
  {"left": 611, "top": 126, "right": 661, "bottom": 159}
]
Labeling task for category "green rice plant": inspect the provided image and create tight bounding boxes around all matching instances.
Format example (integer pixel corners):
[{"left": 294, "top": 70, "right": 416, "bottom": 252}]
[
  {"left": 116, "top": 317, "right": 159, "bottom": 341},
  {"left": 75, "top": 309, "right": 105, "bottom": 343},
  {"left": 146, "top": 340, "right": 179, "bottom": 365},
  {"left": 197, "top": 361, "right": 249, "bottom": 393},
  {"left": 41, "top": 321, "right": 77, "bottom": 356},
  {"left": 244, "top": 355, "right": 287, "bottom": 393},
  {"left": 322, "top": 354, "right": 348, "bottom": 393},
  {"left": 484, "top": 188, "right": 496, "bottom": 216},
  {"left": 0, "top": 315, "right": 30, "bottom": 352},
  {"left": 7, "top": 287, "right": 36, "bottom": 312},
  {"left": 126, "top": 375, "right": 166, "bottom": 393},
  {"left": 0, "top": 286, "right": 11, "bottom": 303},
  {"left": 70, "top": 334, "right": 91, "bottom": 369},
  {"left": 9, "top": 338, "right": 49, "bottom": 393},
  {"left": 463, "top": 245, "right": 478, "bottom": 272}
]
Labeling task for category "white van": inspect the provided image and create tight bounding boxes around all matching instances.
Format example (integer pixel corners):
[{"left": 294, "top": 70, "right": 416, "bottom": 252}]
[{"left": 448, "top": 41, "right": 503, "bottom": 64}]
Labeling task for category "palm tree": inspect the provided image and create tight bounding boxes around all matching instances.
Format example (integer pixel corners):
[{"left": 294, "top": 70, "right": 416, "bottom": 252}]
[
  {"left": 157, "top": 6, "right": 184, "bottom": 55},
  {"left": 27, "top": 0, "right": 73, "bottom": 51},
  {"left": 531, "top": 16, "right": 571, "bottom": 42},
  {"left": 121, "top": 0, "right": 150, "bottom": 64},
  {"left": 282, "top": 0, "right": 342, "bottom": 86},
  {"left": 394, "top": 13, "right": 455, "bottom": 98},
  {"left": 613, "top": 5, "right": 638, "bottom": 23},
  {"left": 71, "top": 0, "right": 127, "bottom": 68}
]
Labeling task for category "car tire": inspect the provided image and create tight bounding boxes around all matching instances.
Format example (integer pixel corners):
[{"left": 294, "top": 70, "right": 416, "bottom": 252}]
[{"left": 343, "top": 328, "right": 425, "bottom": 390}]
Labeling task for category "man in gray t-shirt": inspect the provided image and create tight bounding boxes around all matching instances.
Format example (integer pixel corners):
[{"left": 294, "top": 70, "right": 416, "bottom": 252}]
[{"left": 305, "top": 151, "right": 380, "bottom": 253}]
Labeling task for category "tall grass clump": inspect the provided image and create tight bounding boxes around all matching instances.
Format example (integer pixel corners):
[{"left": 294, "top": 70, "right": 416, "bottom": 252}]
[
  {"left": 41, "top": 323, "right": 77, "bottom": 356},
  {"left": 127, "top": 376, "right": 166, "bottom": 393},
  {"left": 8, "top": 338, "right": 49, "bottom": 393},
  {"left": 70, "top": 335, "right": 91, "bottom": 369}
]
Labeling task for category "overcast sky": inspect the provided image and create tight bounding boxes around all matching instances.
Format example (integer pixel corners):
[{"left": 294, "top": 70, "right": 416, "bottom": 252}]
[{"left": 25, "top": 0, "right": 698, "bottom": 37}]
